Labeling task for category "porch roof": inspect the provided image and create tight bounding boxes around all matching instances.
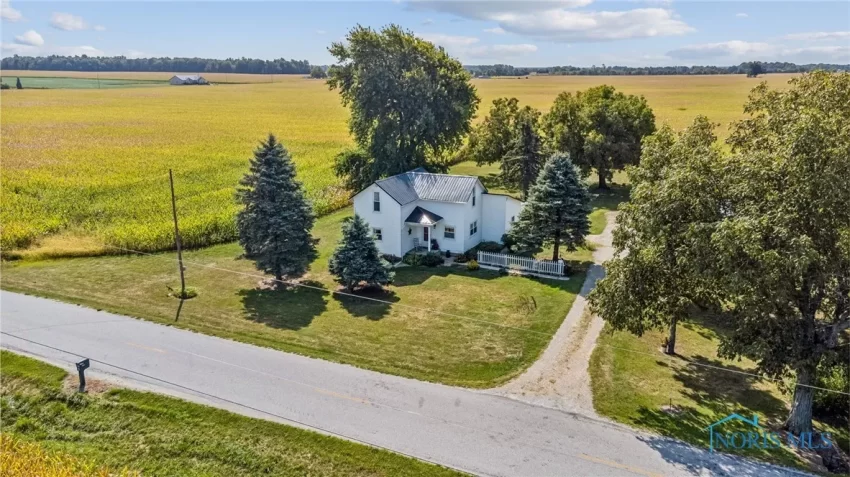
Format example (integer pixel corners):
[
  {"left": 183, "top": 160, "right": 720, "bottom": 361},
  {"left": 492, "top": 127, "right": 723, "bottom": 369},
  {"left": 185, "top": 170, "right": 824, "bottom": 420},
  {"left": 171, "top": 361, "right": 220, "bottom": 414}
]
[{"left": 404, "top": 206, "right": 443, "bottom": 226}]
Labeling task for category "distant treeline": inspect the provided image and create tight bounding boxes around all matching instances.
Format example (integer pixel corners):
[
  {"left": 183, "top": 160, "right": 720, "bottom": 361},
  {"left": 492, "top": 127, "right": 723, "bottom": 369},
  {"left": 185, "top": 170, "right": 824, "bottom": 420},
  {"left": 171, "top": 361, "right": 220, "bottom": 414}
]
[
  {"left": 4, "top": 55, "right": 848, "bottom": 77},
  {"left": 0, "top": 55, "right": 312, "bottom": 75},
  {"left": 465, "top": 62, "right": 850, "bottom": 77}
]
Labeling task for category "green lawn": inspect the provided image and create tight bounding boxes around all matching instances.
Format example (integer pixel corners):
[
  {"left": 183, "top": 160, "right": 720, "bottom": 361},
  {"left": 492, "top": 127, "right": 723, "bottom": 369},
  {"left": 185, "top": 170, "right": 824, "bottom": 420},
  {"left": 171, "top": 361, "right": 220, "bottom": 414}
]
[
  {"left": 1, "top": 208, "right": 584, "bottom": 388},
  {"left": 0, "top": 351, "right": 460, "bottom": 476},
  {"left": 1, "top": 76, "right": 166, "bottom": 89},
  {"left": 589, "top": 317, "right": 849, "bottom": 473},
  {"left": 450, "top": 161, "right": 629, "bottom": 235}
]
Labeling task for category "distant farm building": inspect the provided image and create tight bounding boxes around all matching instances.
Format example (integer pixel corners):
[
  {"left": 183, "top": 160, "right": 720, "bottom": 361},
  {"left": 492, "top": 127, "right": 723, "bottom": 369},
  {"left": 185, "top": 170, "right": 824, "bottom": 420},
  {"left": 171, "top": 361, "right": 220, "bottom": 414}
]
[{"left": 169, "top": 75, "right": 209, "bottom": 85}]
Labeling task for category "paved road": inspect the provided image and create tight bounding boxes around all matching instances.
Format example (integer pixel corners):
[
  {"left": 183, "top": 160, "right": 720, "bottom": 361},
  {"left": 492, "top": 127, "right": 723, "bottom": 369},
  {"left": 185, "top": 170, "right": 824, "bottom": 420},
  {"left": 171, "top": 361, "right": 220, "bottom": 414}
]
[{"left": 1, "top": 290, "right": 806, "bottom": 477}]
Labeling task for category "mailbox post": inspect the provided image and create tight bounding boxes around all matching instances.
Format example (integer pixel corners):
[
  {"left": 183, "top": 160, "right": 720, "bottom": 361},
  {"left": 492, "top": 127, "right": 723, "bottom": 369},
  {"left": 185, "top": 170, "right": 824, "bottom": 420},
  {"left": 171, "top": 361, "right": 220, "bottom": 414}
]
[{"left": 76, "top": 359, "right": 90, "bottom": 393}]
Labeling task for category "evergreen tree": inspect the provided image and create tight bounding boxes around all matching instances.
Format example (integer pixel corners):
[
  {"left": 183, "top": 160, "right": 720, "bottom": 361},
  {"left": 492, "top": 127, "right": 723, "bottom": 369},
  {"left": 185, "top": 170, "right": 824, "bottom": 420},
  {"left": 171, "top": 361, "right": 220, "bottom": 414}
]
[
  {"left": 236, "top": 134, "right": 316, "bottom": 283},
  {"left": 501, "top": 106, "right": 546, "bottom": 199},
  {"left": 508, "top": 153, "right": 591, "bottom": 261},
  {"left": 16, "top": 77, "right": 22, "bottom": 89},
  {"left": 329, "top": 215, "right": 394, "bottom": 291}
]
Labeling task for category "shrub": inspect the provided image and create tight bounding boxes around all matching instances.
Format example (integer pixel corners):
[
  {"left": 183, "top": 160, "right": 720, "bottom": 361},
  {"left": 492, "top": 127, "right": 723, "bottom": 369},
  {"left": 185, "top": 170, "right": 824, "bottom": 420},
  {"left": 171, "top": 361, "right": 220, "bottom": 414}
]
[
  {"left": 498, "top": 267, "right": 508, "bottom": 276},
  {"left": 467, "top": 260, "right": 480, "bottom": 271},
  {"left": 381, "top": 254, "right": 402, "bottom": 264},
  {"left": 421, "top": 252, "right": 444, "bottom": 267},
  {"left": 169, "top": 286, "right": 198, "bottom": 299},
  {"left": 501, "top": 233, "right": 515, "bottom": 250},
  {"left": 477, "top": 241, "right": 503, "bottom": 253},
  {"left": 454, "top": 254, "right": 468, "bottom": 264},
  {"left": 0, "top": 83, "right": 10, "bottom": 90},
  {"left": 402, "top": 252, "right": 422, "bottom": 266}
]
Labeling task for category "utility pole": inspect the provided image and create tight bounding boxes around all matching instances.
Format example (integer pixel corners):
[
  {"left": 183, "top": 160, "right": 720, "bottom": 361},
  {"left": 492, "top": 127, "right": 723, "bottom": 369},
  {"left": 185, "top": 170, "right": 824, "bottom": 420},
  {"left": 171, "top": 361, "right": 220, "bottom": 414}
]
[{"left": 169, "top": 169, "right": 186, "bottom": 297}]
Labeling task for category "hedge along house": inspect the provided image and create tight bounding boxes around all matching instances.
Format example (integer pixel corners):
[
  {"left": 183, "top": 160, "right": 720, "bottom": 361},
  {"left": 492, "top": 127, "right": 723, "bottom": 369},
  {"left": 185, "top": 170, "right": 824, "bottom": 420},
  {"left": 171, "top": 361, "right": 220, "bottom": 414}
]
[{"left": 352, "top": 168, "right": 523, "bottom": 257}]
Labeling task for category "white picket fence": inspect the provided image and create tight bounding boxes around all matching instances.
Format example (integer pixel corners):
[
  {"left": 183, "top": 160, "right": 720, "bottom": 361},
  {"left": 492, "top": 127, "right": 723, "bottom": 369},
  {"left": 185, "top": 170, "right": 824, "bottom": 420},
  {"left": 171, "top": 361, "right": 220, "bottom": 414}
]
[{"left": 477, "top": 251, "right": 565, "bottom": 276}]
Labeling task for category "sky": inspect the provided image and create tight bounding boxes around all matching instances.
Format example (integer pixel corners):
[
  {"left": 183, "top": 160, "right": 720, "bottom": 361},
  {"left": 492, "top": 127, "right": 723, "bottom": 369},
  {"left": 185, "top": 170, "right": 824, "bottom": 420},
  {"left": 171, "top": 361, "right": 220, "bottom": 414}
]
[{"left": 1, "top": 1, "right": 848, "bottom": 66}]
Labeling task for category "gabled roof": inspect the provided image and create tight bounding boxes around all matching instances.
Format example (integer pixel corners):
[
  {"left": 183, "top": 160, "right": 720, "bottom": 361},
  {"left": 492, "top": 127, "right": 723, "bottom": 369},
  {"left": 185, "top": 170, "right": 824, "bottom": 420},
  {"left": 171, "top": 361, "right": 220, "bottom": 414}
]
[
  {"left": 704, "top": 413, "right": 760, "bottom": 430},
  {"left": 375, "top": 170, "right": 484, "bottom": 205},
  {"left": 404, "top": 206, "right": 443, "bottom": 226},
  {"left": 172, "top": 75, "right": 204, "bottom": 81}
]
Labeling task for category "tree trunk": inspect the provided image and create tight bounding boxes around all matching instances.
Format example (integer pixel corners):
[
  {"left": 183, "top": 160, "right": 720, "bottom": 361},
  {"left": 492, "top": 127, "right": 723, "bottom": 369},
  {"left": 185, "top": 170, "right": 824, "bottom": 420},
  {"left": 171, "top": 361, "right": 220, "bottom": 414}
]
[
  {"left": 597, "top": 169, "right": 608, "bottom": 190},
  {"left": 785, "top": 364, "right": 816, "bottom": 436},
  {"left": 552, "top": 230, "right": 561, "bottom": 261},
  {"left": 664, "top": 316, "right": 678, "bottom": 355}
]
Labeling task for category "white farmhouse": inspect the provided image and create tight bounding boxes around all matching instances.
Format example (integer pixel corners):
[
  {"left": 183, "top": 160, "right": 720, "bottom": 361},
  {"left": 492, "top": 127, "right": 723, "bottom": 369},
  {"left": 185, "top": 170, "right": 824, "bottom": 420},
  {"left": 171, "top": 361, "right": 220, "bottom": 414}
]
[{"left": 352, "top": 168, "right": 523, "bottom": 257}]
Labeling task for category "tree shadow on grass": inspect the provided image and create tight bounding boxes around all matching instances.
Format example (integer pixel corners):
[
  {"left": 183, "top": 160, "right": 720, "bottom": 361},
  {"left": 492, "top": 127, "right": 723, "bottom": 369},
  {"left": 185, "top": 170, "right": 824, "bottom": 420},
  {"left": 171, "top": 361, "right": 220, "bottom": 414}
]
[
  {"left": 238, "top": 280, "right": 328, "bottom": 330},
  {"left": 334, "top": 286, "right": 399, "bottom": 321},
  {"left": 588, "top": 183, "right": 631, "bottom": 211},
  {"left": 631, "top": 354, "right": 795, "bottom": 473},
  {"left": 391, "top": 266, "right": 500, "bottom": 287}
]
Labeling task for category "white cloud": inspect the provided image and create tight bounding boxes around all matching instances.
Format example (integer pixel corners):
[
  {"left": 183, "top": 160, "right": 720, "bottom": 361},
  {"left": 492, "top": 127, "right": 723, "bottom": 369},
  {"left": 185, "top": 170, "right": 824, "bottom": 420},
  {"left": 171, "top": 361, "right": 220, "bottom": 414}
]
[
  {"left": 484, "top": 27, "right": 506, "bottom": 34},
  {"left": 782, "top": 31, "right": 850, "bottom": 41},
  {"left": 93, "top": 25, "right": 106, "bottom": 32},
  {"left": 1, "top": 0, "right": 22, "bottom": 22},
  {"left": 1, "top": 42, "right": 104, "bottom": 57},
  {"left": 667, "top": 40, "right": 772, "bottom": 60},
  {"left": 50, "top": 12, "right": 90, "bottom": 31},
  {"left": 667, "top": 40, "right": 850, "bottom": 64},
  {"left": 420, "top": 33, "right": 537, "bottom": 60},
  {"left": 315, "top": 29, "right": 327, "bottom": 35},
  {"left": 14, "top": 30, "right": 44, "bottom": 47},
  {"left": 410, "top": 1, "right": 693, "bottom": 42},
  {"left": 735, "top": 13, "right": 748, "bottom": 18}
]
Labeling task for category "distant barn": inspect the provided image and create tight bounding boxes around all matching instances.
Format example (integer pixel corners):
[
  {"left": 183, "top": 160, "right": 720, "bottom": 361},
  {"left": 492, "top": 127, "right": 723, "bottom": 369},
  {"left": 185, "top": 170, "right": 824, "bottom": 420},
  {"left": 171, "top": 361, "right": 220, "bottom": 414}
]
[{"left": 169, "top": 75, "right": 209, "bottom": 85}]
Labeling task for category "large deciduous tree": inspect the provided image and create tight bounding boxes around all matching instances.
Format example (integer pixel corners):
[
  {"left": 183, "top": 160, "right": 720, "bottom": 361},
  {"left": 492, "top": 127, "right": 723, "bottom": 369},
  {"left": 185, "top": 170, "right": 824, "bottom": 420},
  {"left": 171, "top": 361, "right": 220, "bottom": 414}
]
[
  {"left": 507, "top": 153, "right": 591, "bottom": 261},
  {"left": 329, "top": 215, "right": 394, "bottom": 292},
  {"left": 543, "top": 85, "right": 655, "bottom": 189},
  {"left": 715, "top": 71, "right": 850, "bottom": 436},
  {"left": 328, "top": 24, "right": 479, "bottom": 191},
  {"left": 236, "top": 134, "right": 317, "bottom": 283},
  {"left": 588, "top": 117, "right": 725, "bottom": 355},
  {"left": 461, "top": 97, "right": 521, "bottom": 166}
]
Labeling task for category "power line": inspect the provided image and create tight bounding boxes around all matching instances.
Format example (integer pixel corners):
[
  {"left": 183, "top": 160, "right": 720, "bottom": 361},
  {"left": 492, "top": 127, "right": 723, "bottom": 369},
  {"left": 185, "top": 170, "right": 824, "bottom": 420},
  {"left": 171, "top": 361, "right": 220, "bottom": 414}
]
[
  {"left": 67, "top": 237, "right": 850, "bottom": 395},
  {"left": 0, "top": 331, "right": 470, "bottom": 475}
]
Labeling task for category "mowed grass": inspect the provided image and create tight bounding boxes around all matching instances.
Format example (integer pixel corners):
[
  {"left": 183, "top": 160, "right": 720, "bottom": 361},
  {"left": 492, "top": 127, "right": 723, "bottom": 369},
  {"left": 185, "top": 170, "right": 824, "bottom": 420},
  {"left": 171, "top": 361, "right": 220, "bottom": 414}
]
[
  {"left": 0, "top": 351, "right": 461, "bottom": 476},
  {"left": 589, "top": 317, "right": 850, "bottom": 473},
  {"left": 1, "top": 73, "right": 796, "bottom": 255},
  {"left": 1, "top": 208, "right": 584, "bottom": 388}
]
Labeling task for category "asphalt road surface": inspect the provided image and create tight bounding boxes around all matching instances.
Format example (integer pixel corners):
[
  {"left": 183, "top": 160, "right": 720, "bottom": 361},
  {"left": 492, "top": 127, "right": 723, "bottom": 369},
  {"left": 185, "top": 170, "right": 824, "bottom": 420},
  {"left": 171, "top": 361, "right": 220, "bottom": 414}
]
[{"left": 1, "top": 290, "right": 808, "bottom": 477}]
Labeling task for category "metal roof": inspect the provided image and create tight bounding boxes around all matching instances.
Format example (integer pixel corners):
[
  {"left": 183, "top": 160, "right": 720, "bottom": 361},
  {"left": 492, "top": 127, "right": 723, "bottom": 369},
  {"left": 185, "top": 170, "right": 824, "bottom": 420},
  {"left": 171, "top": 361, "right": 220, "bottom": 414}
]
[
  {"left": 172, "top": 75, "right": 204, "bottom": 80},
  {"left": 376, "top": 170, "right": 483, "bottom": 205},
  {"left": 404, "top": 206, "right": 444, "bottom": 226}
]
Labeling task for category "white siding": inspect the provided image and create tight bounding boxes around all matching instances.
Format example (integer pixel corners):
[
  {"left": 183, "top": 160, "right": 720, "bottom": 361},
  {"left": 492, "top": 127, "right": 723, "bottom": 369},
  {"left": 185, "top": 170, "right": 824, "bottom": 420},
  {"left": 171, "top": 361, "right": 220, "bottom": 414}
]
[
  {"left": 352, "top": 185, "right": 402, "bottom": 256},
  {"left": 481, "top": 194, "right": 524, "bottom": 242}
]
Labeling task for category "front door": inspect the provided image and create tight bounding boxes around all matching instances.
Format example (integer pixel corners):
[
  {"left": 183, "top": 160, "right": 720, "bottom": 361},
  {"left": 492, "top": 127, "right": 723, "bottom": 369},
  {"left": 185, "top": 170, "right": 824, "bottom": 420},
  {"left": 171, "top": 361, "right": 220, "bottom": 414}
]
[{"left": 422, "top": 227, "right": 430, "bottom": 244}]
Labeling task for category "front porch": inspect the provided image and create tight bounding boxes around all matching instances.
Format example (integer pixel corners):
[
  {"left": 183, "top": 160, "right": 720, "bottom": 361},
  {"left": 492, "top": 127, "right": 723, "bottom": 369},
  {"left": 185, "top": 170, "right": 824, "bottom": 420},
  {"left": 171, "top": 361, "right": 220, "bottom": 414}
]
[{"left": 404, "top": 206, "right": 443, "bottom": 253}]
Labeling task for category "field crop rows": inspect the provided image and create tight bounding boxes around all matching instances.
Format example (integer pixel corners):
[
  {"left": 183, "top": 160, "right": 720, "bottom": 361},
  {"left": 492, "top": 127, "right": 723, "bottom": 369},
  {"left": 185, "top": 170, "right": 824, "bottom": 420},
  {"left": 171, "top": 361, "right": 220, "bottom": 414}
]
[{"left": 1, "top": 73, "right": 796, "bottom": 256}]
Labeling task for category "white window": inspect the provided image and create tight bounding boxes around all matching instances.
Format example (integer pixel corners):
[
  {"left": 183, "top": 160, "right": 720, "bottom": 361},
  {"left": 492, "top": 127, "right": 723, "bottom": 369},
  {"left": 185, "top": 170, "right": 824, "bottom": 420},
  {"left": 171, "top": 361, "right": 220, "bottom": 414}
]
[
  {"left": 444, "top": 226, "right": 455, "bottom": 239},
  {"left": 373, "top": 228, "right": 382, "bottom": 241},
  {"left": 373, "top": 192, "right": 380, "bottom": 212},
  {"left": 469, "top": 221, "right": 478, "bottom": 236}
]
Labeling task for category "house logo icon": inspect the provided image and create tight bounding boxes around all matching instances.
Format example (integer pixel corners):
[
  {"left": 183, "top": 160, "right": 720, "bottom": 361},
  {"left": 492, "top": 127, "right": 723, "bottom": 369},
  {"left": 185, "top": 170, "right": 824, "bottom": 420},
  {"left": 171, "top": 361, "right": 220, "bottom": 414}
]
[{"left": 704, "top": 413, "right": 766, "bottom": 453}]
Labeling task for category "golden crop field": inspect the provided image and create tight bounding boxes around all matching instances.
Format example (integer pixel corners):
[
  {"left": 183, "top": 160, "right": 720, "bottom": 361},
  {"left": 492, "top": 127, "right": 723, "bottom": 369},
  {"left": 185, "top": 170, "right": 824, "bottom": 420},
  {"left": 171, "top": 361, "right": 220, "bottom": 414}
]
[{"left": 1, "top": 73, "right": 797, "bottom": 257}]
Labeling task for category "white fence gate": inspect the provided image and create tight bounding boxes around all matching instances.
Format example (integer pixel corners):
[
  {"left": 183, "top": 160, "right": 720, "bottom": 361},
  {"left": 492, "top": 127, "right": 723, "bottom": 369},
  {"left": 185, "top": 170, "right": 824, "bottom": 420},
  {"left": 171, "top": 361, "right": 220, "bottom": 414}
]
[{"left": 477, "top": 251, "right": 565, "bottom": 276}]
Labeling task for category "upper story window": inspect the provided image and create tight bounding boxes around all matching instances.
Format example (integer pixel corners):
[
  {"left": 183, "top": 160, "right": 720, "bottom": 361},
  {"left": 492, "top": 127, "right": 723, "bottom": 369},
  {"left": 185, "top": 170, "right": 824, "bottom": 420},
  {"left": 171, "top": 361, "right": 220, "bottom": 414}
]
[
  {"left": 469, "top": 221, "right": 478, "bottom": 236},
  {"left": 472, "top": 194, "right": 476, "bottom": 207},
  {"left": 373, "top": 191, "right": 380, "bottom": 212}
]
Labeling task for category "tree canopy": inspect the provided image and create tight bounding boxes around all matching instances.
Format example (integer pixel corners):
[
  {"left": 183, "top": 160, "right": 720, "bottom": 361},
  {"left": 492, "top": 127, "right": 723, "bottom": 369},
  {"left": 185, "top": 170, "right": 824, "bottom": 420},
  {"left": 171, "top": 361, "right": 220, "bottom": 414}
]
[
  {"left": 507, "top": 153, "right": 591, "bottom": 262},
  {"left": 588, "top": 116, "right": 726, "bottom": 355},
  {"left": 328, "top": 24, "right": 479, "bottom": 191},
  {"left": 329, "top": 215, "right": 394, "bottom": 291},
  {"left": 590, "top": 71, "right": 850, "bottom": 436},
  {"left": 543, "top": 85, "right": 655, "bottom": 189},
  {"left": 0, "top": 55, "right": 310, "bottom": 74},
  {"left": 236, "top": 134, "right": 317, "bottom": 282}
]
